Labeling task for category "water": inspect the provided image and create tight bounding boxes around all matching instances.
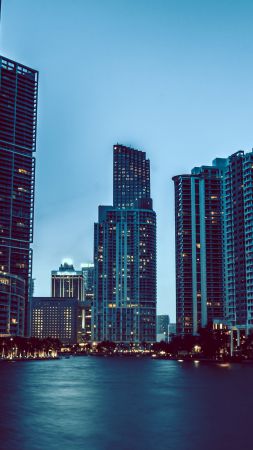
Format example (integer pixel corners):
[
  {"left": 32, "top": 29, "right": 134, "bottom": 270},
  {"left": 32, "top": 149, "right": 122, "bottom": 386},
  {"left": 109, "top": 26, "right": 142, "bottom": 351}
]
[{"left": 0, "top": 357, "right": 252, "bottom": 450}]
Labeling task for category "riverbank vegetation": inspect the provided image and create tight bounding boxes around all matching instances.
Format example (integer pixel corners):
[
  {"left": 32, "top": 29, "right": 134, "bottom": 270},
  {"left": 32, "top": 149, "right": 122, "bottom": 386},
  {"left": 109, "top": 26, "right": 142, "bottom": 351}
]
[
  {"left": 0, "top": 337, "right": 61, "bottom": 359},
  {"left": 2, "top": 325, "right": 253, "bottom": 361}
]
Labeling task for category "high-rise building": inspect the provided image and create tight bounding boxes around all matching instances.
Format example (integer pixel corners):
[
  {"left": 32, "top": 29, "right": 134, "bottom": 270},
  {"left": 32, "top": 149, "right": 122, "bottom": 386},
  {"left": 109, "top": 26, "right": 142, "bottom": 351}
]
[
  {"left": 93, "top": 144, "right": 156, "bottom": 344},
  {"left": 0, "top": 56, "right": 38, "bottom": 337},
  {"left": 173, "top": 149, "right": 253, "bottom": 336},
  {"left": 31, "top": 297, "right": 78, "bottom": 345},
  {"left": 113, "top": 144, "right": 151, "bottom": 208},
  {"left": 156, "top": 315, "right": 169, "bottom": 342},
  {"left": 173, "top": 160, "right": 226, "bottom": 336},
  {"left": 51, "top": 262, "right": 84, "bottom": 343},
  {"left": 223, "top": 151, "right": 253, "bottom": 332}
]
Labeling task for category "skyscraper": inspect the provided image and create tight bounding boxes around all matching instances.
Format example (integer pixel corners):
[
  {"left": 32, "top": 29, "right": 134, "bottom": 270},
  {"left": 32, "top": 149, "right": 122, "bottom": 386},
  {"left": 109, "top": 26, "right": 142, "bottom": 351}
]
[
  {"left": 173, "top": 149, "right": 253, "bottom": 337},
  {"left": 173, "top": 160, "right": 226, "bottom": 336},
  {"left": 93, "top": 144, "right": 156, "bottom": 344},
  {"left": 0, "top": 56, "right": 38, "bottom": 337},
  {"left": 113, "top": 144, "right": 151, "bottom": 208},
  {"left": 223, "top": 150, "right": 253, "bottom": 332}
]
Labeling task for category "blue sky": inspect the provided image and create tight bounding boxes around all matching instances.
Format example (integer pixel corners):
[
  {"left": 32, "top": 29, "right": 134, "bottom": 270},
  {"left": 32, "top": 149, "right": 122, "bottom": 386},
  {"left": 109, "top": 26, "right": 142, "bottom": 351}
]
[{"left": 1, "top": 0, "right": 253, "bottom": 320}]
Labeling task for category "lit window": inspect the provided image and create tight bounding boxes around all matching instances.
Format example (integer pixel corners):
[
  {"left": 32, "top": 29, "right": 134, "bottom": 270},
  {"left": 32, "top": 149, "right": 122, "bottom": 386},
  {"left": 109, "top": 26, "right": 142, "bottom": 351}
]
[{"left": 18, "top": 168, "right": 29, "bottom": 175}]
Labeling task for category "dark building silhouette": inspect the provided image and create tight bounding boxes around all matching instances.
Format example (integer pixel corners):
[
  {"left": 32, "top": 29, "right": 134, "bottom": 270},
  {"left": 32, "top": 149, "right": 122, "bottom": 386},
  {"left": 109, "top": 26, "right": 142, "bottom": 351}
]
[
  {"left": 0, "top": 56, "right": 38, "bottom": 337},
  {"left": 93, "top": 145, "right": 156, "bottom": 343}
]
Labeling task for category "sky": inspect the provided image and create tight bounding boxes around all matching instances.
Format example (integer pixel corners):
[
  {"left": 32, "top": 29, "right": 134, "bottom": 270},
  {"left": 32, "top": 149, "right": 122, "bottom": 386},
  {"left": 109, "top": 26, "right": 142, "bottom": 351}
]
[{"left": 1, "top": 0, "right": 253, "bottom": 321}]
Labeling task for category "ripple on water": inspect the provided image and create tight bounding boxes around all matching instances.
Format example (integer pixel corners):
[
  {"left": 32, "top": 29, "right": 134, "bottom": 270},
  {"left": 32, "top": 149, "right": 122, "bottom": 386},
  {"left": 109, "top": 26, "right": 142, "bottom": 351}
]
[{"left": 0, "top": 358, "right": 252, "bottom": 450}]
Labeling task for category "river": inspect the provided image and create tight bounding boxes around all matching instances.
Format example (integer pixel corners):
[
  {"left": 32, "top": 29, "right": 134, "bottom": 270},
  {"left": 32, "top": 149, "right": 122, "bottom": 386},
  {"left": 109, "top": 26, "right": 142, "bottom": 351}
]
[{"left": 0, "top": 357, "right": 252, "bottom": 450}]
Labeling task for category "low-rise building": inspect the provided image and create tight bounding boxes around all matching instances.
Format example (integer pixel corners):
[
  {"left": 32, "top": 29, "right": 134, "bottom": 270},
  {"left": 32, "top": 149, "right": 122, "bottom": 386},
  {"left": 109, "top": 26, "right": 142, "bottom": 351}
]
[{"left": 30, "top": 297, "right": 78, "bottom": 345}]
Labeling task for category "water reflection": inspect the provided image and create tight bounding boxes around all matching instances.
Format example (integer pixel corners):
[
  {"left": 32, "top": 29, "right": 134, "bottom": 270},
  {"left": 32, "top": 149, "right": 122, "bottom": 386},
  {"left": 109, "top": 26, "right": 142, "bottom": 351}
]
[{"left": 0, "top": 358, "right": 252, "bottom": 450}]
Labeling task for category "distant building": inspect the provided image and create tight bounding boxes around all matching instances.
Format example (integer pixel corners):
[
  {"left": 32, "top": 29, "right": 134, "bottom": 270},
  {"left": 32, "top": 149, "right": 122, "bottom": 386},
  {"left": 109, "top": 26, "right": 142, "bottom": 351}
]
[
  {"left": 168, "top": 323, "right": 176, "bottom": 341},
  {"left": 51, "top": 262, "right": 84, "bottom": 342},
  {"left": 0, "top": 56, "right": 38, "bottom": 337},
  {"left": 31, "top": 297, "right": 78, "bottom": 345},
  {"left": 156, "top": 315, "right": 169, "bottom": 342},
  {"left": 93, "top": 144, "right": 156, "bottom": 344},
  {"left": 51, "top": 262, "right": 84, "bottom": 300}
]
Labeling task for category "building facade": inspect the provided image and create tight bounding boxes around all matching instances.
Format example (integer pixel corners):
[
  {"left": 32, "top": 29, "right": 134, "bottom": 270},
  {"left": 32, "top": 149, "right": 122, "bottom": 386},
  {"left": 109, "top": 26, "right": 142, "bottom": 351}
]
[
  {"left": 0, "top": 56, "right": 38, "bottom": 337},
  {"left": 51, "top": 262, "right": 85, "bottom": 343},
  {"left": 223, "top": 151, "right": 253, "bottom": 332},
  {"left": 81, "top": 263, "right": 94, "bottom": 342},
  {"left": 156, "top": 315, "right": 169, "bottom": 342},
  {"left": 174, "top": 149, "right": 253, "bottom": 336},
  {"left": 31, "top": 297, "right": 78, "bottom": 345},
  {"left": 93, "top": 144, "right": 156, "bottom": 344},
  {"left": 51, "top": 262, "right": 84, "bottom": 300},
  {"left": 113, "top": 144, "right": 151, "bottom": 208},
  {"left": 168, "top": 323, "right": 176, "bottom": 341},
  {"left": 173, "top": 160, "right": 226, "bottom": 335}
]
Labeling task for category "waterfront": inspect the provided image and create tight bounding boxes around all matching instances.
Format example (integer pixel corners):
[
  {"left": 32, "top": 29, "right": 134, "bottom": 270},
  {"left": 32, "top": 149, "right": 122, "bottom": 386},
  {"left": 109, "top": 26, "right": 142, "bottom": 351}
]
[{"left": 0, "top": 358, "right": 252, "bottom": 450}]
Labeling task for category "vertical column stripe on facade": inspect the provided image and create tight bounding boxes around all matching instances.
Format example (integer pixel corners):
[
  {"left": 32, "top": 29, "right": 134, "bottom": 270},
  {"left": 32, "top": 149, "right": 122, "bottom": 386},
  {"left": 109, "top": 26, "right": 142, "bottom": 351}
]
[
  {"left": 199, "top": 177, "right": 207, "bottom": 328},
  {"left": 191, "top": 177, "right": 198, "bottom": 335}
]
